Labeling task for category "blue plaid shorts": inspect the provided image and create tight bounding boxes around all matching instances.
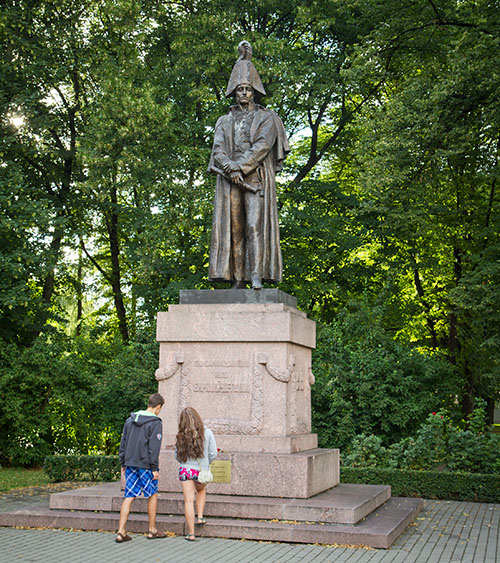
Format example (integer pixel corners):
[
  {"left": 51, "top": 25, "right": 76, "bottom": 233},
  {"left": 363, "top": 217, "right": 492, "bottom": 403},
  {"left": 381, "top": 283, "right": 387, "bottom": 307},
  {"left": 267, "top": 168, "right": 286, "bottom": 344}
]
[{"left": 124, "top": 467, "right": 158, "bottom": 498}]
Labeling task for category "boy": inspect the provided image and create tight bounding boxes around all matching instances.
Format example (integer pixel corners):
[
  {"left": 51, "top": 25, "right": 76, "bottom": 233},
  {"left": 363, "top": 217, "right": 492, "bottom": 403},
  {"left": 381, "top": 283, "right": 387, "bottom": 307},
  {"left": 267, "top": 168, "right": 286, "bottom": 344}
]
[{"left": 116, "top": 393, "right": 167, "bottom": 542}]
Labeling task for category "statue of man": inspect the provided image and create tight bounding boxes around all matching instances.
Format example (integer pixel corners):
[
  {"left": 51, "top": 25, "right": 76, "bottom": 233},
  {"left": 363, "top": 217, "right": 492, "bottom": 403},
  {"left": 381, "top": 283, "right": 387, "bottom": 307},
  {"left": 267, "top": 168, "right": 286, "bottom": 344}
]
[{"left": 208, "top": 41, "right": 289, "bottom": 289}]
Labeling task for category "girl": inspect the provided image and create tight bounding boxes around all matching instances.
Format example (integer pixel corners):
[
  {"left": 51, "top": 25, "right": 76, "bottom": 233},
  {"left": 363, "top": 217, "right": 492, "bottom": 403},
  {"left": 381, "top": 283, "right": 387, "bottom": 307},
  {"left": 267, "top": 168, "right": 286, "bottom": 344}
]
[{"left": 175, "top": 407, "right": 217, "bottom": 541}]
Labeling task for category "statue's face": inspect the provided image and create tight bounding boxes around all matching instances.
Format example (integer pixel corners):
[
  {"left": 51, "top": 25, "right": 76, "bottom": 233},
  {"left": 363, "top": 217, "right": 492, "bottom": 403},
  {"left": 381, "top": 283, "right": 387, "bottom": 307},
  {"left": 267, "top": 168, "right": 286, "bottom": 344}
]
[{"left": 235, "top": 83, "right": 254, "bottom": 105}]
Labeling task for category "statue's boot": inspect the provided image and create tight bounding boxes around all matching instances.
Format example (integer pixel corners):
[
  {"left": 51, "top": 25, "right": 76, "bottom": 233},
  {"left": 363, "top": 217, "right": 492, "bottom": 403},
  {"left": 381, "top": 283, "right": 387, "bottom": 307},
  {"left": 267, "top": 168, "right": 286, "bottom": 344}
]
[{"left": 251, "top": 276, "right": 262, "bottom": 290}]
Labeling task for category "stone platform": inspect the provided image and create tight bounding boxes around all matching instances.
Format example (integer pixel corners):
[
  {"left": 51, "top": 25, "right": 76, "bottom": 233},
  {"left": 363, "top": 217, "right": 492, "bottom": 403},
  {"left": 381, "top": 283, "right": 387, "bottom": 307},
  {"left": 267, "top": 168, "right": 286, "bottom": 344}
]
[
  {"left": 179, "top": 288, "right": 298, "bottom": 307},
  {"left": 0, "top": 482, "right": 423, "bottom": 549}
]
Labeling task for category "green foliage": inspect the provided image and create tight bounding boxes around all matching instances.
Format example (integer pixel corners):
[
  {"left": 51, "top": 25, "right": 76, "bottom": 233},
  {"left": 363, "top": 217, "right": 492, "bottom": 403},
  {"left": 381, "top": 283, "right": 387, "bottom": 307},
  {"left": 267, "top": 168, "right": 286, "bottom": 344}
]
[
  {"left": 279, "top": 179, "right": 366, "bottom": 321},
  {"left": 341, "top": 467, "right": 500, "bottom": 503},
  {"left": 311, "top": 305, "right": 460, "bottom": 450},
  {"left": 0, "top": 331, "right": 158, "bottom": 466},
  {"left": 446, "top": 431, "right": 500, "bottom": 474},
  {"left": 43, "top": 455, "right": 120, "bottom": 482},
  {"left": 387, "top": 402, "right": 500, "bottom": 474},
  {"left": 467, "top": 398, "right": 489, "bottom": 434},
  {"left": 350, "top": 0, "right": 500, "bottom": 413},
  {"left": 88, "top": 338, "right": 159, "bottom": 452},
  {"left": 0, "top": 333, "right": 95, "bottom": 466},
  {"left": 344, "top": 400, "right": 500, "bottom": 475},
  {"left": 343, "top": 434, "right": 389, "bottom": 468}
]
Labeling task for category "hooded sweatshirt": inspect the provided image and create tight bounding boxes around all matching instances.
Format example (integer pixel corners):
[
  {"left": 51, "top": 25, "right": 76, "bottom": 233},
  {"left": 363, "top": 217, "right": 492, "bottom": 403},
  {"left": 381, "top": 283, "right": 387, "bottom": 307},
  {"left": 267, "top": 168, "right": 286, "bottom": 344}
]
[{"left": 119, "top": 410, "right": 163, "bottom": 471}]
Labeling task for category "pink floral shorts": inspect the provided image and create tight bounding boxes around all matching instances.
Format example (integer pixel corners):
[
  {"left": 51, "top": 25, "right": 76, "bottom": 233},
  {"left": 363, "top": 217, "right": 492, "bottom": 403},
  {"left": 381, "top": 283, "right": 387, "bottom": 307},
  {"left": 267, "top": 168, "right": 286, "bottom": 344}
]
[{"left": 179, "top": 466, "right": 200, "bottom": 481}]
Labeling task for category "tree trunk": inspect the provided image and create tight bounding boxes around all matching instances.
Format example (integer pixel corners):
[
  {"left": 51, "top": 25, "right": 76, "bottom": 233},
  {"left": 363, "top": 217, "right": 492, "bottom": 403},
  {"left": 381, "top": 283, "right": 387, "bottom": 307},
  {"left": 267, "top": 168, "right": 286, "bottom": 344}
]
[
  {"left": 486, "top": 398, "right": 495, "bottom": 426},
  {"left": 41, "top": 230, "right": 63, "bottom": 304},
  {"left": 76, "top": 242, "right": 83, "bottom": 336},
  {"left": 411, "top": 259, "right": 438, "bottom": 348},
  {"left": 108, "top": 182, "right": 129, "bottom": 345}
]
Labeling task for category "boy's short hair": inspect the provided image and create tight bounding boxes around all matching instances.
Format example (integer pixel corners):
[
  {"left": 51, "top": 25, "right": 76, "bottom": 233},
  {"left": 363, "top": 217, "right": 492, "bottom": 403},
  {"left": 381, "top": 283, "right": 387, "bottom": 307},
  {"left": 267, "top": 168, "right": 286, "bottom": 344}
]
[{"left": 148, "top": 393, "right": 165, "bottom": 407}]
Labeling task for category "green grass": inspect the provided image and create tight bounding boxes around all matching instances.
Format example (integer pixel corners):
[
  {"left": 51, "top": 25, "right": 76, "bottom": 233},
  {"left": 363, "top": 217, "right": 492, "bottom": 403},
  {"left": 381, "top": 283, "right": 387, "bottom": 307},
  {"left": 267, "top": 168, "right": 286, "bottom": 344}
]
[{"left": 0, "top": 467, "right": 51, "bottom": 492}]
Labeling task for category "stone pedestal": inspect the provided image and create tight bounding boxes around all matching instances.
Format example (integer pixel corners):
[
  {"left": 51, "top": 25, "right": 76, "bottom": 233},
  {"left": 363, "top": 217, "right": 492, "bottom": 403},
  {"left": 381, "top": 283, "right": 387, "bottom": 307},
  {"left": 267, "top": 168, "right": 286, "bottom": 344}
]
[{"left": 156, "top": 289, "right": 339, "bottom": 498}]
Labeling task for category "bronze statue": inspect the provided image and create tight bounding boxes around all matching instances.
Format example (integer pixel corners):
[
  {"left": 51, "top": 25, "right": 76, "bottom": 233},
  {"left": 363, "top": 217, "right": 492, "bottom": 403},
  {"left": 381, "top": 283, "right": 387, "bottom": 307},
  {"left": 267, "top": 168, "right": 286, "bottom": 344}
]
[{"left": 208, "top": 41, "right": 289, "bottom": 289}]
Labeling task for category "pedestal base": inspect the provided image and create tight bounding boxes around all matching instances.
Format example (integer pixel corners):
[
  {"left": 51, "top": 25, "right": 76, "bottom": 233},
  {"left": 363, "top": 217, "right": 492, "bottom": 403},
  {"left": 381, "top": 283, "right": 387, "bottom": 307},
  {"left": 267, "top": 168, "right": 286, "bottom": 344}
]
[{"left": 159, "top": 448, "right": 339, "bottom": 498}]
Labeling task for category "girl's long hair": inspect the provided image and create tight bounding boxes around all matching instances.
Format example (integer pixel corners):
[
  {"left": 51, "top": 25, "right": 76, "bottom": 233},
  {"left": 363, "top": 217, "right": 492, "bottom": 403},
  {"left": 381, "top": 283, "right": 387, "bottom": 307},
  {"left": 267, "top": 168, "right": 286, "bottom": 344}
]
[{"left": 175, "top": 407, "right": 205, "bottom": 462}]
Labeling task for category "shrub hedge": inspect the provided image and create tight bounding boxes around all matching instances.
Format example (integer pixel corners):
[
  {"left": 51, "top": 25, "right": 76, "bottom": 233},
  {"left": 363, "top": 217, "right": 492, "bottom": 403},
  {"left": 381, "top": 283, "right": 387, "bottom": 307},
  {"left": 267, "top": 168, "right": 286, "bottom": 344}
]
[
  {"left": 341, "top": 466, "right": 500, "bottom": 503},
  {"left": 44, "top": 455, "right": 120, "bottom": 482}
]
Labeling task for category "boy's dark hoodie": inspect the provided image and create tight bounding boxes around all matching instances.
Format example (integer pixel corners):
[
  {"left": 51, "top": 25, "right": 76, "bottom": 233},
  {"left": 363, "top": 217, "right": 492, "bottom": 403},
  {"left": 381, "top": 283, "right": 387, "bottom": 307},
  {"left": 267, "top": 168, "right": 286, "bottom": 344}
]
[{"left": 119, "top": 410, "right": 163, "bottom": 471}]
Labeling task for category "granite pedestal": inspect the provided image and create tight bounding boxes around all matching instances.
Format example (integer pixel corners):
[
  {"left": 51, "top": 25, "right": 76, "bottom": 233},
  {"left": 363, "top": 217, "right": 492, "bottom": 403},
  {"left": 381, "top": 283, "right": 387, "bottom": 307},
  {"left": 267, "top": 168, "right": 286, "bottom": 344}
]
[{"left": 155, "top": 289, "right": 339, "bottom": 498}]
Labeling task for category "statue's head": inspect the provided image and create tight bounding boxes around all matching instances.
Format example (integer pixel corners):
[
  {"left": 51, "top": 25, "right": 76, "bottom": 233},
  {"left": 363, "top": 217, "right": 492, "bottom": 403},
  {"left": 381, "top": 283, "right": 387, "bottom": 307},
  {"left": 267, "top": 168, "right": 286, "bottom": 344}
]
[
  {"left": 235, "top": 83, "right": 255, "bottom": 106},
  {"left": 225, "top": 41, "right": 266, "bottom": 99}
]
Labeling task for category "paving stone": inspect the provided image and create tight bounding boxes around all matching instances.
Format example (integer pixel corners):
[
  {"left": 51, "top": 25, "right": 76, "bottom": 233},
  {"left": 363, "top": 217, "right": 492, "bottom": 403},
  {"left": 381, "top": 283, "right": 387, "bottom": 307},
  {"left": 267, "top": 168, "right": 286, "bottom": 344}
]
[{"left": 0, "top": 491, "right": 498, "bottom": 562}]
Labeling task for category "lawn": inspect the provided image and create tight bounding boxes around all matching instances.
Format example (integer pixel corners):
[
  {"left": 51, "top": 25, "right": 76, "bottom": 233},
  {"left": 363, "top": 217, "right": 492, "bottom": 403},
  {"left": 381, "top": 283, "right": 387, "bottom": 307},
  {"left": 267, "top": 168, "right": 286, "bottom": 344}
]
[{"left": 0, "top": 467, "right": 51, "bottom": 492}]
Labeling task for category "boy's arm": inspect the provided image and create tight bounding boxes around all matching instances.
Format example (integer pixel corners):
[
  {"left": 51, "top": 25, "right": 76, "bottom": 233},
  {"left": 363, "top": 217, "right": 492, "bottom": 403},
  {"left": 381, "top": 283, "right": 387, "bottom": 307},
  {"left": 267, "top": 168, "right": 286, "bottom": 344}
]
[
  {"left": 118, "top": 420, "right": 129, "bottom": 467},
  {"left": 147, "top": 419, "right": 163, "bottom": 471}
]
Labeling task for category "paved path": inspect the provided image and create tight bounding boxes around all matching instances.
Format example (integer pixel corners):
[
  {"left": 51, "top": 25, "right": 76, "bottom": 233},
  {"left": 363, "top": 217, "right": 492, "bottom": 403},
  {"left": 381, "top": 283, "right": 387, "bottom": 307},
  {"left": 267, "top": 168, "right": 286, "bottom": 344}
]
[{"left": 0, "top": 485, "right": 498, "bottom": 562}]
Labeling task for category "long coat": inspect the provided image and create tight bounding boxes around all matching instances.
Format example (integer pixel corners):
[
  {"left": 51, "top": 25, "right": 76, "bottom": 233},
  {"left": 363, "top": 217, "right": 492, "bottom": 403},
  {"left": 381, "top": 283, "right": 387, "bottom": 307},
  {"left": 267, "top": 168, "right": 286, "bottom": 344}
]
[{"left": 208, "top": 104, "right": 289, "bottom": 283}]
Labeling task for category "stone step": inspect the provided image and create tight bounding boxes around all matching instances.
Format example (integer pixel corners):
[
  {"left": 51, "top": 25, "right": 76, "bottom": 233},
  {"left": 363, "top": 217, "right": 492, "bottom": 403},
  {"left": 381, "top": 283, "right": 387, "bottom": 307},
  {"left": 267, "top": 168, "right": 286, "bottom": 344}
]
[
  {"left": 49, "top": 482, "right": 391, "bottom": 525},
  {"left": 0, "top": 497, "right": 423, "bottom": 549}
]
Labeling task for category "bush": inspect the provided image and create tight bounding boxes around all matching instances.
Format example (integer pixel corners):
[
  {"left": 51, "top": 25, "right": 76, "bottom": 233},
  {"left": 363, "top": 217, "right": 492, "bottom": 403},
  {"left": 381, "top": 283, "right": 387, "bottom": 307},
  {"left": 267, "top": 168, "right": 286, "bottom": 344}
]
[
  {"left": 341, "top": 466, "right": 500, "bottom": 503},
  {"left": 446, "top": 431, "right": 500, "bottom": 474},
  {"left": 0, "top": 333, "right": 98, "bottom": 466},
  {"left": 311, "top": 306, "right": 461, "bottom": 450},
  {"left": 0, "top": 332, "right": 159, "bottom": 465},
  {"left": 43, "top": 455, "right": 120, "bottom": 482},
  {"left": 343, "top": 434, "right": 389, "bottom": 467},
  {"left": 387, "top": 401, "right": 500, "bottom": 473},
  {"left": 90, "top": 338, "right": 159, "bottom": 453}
]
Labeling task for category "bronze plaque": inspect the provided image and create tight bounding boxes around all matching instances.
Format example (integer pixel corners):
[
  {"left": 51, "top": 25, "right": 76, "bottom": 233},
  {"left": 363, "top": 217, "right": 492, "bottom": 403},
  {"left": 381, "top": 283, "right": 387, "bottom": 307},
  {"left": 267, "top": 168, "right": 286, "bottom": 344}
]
[{"left": 210, "top": 460, "right": 231, "bottom": 483}]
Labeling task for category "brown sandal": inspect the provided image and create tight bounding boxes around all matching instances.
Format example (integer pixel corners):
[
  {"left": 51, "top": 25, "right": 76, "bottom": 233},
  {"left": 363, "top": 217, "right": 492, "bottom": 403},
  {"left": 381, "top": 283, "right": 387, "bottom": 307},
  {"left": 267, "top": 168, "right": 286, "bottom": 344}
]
[
  {"left": 147, "top": 530, "right": 168, "bottom": 539},
  {"left": 115, "top": 532, "right": 132, "bottom": 543}
]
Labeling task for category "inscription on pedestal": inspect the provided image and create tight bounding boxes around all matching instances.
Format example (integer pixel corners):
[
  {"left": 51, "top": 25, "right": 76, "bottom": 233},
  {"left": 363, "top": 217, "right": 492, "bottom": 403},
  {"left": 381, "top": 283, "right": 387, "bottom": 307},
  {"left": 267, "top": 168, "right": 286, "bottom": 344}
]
[
  {"left": 180, "top": 357, "right": 263, "bottom": 434},
  {"left": 191, "top": 360, "right": 252, "bottom": 420}
]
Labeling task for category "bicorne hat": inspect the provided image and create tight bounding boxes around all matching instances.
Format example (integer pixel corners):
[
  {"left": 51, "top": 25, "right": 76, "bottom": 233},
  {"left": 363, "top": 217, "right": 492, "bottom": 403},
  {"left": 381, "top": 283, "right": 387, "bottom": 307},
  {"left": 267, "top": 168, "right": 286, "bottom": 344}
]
[{"left": 225, "top": 41, "right": 266, "bottom": 98}]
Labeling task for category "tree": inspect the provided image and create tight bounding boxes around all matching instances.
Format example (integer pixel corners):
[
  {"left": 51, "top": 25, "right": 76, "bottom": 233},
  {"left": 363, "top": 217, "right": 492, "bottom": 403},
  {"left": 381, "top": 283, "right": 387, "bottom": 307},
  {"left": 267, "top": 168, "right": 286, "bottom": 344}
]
[
  {"left": 312, "top": 306, "right": 460, "bottom": 449},
  {"left": 1, "top": 0, "right": 90, "bottom": 344},
  {"left": 350, "top": 0, "right": 500, "bottom": 418}
]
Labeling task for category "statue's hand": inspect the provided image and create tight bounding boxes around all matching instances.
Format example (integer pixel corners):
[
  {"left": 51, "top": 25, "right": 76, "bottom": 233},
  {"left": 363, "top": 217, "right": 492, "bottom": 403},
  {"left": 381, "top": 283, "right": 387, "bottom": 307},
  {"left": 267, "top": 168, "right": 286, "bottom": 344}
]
[
  {"left": 230, "top": 171, "right": 244, "bottom": 185},
  {"left": 223, "top": 161, "right": 237, "bottom": 174}
]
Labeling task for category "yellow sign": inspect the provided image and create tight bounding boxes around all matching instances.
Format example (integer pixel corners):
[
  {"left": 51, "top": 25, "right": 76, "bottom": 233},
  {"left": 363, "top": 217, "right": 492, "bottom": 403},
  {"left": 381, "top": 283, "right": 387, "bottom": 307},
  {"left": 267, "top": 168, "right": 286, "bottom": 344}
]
[{"left": 210, "top": 460, "right": 231, "bottom": 483}]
